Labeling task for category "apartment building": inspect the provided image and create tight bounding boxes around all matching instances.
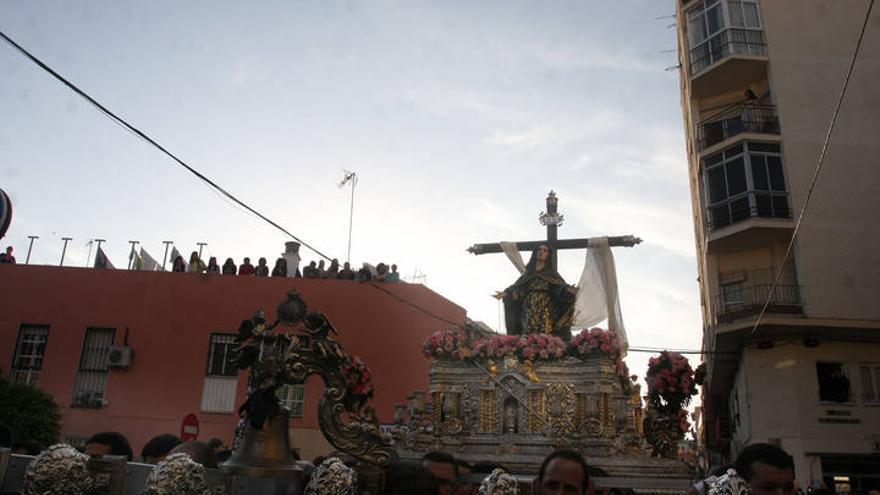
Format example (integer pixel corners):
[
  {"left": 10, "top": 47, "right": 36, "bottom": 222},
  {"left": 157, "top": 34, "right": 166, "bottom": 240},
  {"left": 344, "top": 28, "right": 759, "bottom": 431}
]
[{"left": 675, "top": 0, "right": 880, "bottom": 490}]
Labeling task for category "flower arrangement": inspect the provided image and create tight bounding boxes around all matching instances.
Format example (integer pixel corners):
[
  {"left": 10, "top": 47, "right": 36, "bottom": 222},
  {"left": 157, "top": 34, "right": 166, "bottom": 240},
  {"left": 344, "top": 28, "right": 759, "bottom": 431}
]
[
  {"left": 570, "top": 328, "right": 622, "bottom": 358},
  {"left": 341, "top": 356, "right": 374, "bottom": 409},
  {"left": 471, "top": 335, "right": 522, "bottom": 359},
  {"left": 422, "top": 330, "right": 471, "bottom": 359},
  {"left": 645, "top": 351, "right": 697, "bottom": 410},
  {"left": 518, "top": 333, "right": 567, "bottom": 361}
]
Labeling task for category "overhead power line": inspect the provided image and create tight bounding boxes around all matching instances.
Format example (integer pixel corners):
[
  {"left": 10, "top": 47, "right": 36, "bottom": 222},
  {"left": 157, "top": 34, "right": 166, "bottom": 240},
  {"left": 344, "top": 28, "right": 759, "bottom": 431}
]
[
  {"left": 750, "top": 0, "right": 875, "bottom": 336},
  {"left": 0, "top": 29, "right": 333, "bottom": 262}
]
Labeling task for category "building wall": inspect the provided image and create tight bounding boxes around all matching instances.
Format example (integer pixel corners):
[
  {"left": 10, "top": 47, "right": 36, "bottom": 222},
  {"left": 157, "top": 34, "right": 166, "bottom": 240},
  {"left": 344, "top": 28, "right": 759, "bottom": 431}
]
[
  {"left": 762, "top": 0, "right": 880, "bottom": 321},
  {"left": 0, "top": 264, "right": 466, "bottom": 458},
  {"left": 676, "top": 0, "right": 880, "bottom": 483},
  {"left": 736, "top": 342, "right": 880, "bottom": 485}
]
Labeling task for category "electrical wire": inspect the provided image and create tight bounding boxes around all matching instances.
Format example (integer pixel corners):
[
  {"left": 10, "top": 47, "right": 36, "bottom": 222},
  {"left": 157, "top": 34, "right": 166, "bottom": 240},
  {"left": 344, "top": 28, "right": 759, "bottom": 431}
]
[
  {"left": 749, "top": 0, "right": 875, "bottom": 336},
  {"left": 0, "top": 28, "right": 333, "bottom": 262}
]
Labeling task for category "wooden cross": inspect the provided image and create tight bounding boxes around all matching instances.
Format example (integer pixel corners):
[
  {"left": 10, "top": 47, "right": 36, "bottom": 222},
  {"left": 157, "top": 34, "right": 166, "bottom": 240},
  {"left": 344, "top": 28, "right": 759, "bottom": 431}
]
[{"left": 467, "top": 191, "right": 642, "bottom": 266}]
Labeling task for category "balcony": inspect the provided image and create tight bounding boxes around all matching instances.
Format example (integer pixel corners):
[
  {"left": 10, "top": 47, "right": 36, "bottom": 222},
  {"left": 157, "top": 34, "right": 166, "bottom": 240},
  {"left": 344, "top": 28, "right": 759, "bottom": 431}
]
[
  {"left": 689, "top": 27, "right": 767, "bottom": 98},
  {"left": 698, "top": 104, "right": 779, "bottom": 152},
  {"left": 708, "top": 190, "right": 791, "bottom": 231},
  {"left": 716, "top": 283, "right": 803, "bottom": 324}
]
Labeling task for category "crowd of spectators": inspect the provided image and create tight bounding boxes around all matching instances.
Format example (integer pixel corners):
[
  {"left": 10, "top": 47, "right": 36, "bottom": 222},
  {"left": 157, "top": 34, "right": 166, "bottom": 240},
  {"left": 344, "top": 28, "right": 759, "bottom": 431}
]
[
  {"left": 170, "top": 250, "right": 402, "bottom": 283},
  {"left": 1, "top": 424, "right": 817, "bottom": 495}
]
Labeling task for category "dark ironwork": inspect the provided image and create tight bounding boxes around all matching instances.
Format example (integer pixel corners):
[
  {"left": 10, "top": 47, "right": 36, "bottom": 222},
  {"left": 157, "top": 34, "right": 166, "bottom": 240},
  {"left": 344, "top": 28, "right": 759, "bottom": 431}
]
[
  {"left": 689, "top": 27, "right": 766, "bottom": 75},
  {"left": 698, "top": 104, "right": 779, "bottom": 151},
  {"left": 716, "top": 283, "right": 803, "bottom": 323},
  {"left": 707, "top": 191, "right": 792, "bottom": 231},
  {"left": 223, "top": 290, "right": 396, "bottom": 479}
]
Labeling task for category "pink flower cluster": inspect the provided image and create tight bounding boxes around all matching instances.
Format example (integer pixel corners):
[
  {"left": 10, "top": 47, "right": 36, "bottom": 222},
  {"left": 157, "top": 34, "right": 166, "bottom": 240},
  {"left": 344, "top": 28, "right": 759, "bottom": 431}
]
[
  {"left": 518, "top": 334, "right": 567, "bottom": 361},
  {"left": 570, "top": 328, "right": 622, "bottom": 357},
  {"left": 645, "top": 351, "right": 697, "bottom": 406},
  {"left": 422, "top": 329, "right": 468, "bottom": 359},
  {"left": 471, "top": 335, "right": 522, "bottom": 359},
  {"left": 342, "top": 356, "right": 374, "bottom": 401}
]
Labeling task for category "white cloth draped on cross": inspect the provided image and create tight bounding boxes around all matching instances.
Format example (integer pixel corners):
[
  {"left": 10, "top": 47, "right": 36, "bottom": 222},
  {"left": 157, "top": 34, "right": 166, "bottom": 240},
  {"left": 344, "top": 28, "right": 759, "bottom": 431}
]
[{"left": 499, "top": 237, "right": 627, "bottom": 351}]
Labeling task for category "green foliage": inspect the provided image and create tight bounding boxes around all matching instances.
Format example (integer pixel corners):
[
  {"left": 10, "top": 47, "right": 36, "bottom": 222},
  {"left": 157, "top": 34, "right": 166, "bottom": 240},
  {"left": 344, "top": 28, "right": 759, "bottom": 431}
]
[{"left": 0, "top": 373, "right": 61, "bottom": 446}]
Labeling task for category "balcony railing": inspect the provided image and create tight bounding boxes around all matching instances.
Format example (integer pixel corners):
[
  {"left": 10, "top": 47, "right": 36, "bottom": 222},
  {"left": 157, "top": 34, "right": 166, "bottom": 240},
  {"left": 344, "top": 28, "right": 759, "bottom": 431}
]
[
  {"left": 708, "top": 191, "right": 791, "bottom": 231},
  {"left": 698, "top": 104, "right": 779, "bottom": 151},
  {"left": 690, "top": 27, "right": 766, "bottom": 75},
  {"left": 716, "top": 283, "right": 803, "bottom": 324}
]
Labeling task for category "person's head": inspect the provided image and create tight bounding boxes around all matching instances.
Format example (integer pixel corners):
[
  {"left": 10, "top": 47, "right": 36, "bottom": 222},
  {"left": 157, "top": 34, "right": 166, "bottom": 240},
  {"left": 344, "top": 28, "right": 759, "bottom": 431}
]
[
  {"left": 526, "top": 243, "right": 555, "bottom": 273},
  {"left": 274, "top": 258, "right": 285, "bottom": 268},
  {"left": 385, "top": 461, "right": 439, "bottom": 495},
  {"left": 391, "top": 264, "right": 398, "bottom": 273},
  {"left": 23, "top": 444, "right": 93, "bottom": 495},
  {"left": 330, "top": 258, "right": 339, "bottom": 267},
  {"left": 319, "top": 260, "right": 325, "bottom": 268},
  {"left": 310, "top": 261, "right": 317, "bottom": 268},
  {"left": 224, "top": 258, "right": 234, "bottom": 266},
  {"left": 208, "top": 257, "right": 217, "bottom": 266},
  {"left": 189, "top": 251, "right": 199, "bottom": 263},
  {"left": 243, "top": 257, "right": 251, "bottom": 264},
  {"left": 5, "top": 246, "right": 12, "bottom": 255},
  {"left": 207, "top": 437, "right": 224, "bottom": 453},
  {"left": 85, "top": 431, "right": 133, "bottom": 461},
  {"left": 537, "top": 450, "right": 589, "bottom": 495},
  {"left": 170, "top": 440, "right": 217, "bottom": 469},
  {"left": 343, "top": 262, "right": 350, "bottom": 269},
  {"left": 258, "top": 257, "right": 267, "bottom": 266},
  {"left": 734, "top": 443, "right": 795, "bottom": 495},
  {"left": 142, "top": 452, "right": 210, "bottom": 495},
  {"left": 141, "top": 434, "right": 183, "bottom": 464},
  {"left": 422, "top": 452, "right": 458, "bottom": 495}
]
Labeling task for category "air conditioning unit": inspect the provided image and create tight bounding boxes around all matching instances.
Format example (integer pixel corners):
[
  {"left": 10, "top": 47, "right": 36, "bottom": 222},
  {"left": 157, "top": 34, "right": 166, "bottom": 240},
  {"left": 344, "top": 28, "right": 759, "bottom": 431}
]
[{"left": 108, "top": 346, "right": 133, "bottom": 368}]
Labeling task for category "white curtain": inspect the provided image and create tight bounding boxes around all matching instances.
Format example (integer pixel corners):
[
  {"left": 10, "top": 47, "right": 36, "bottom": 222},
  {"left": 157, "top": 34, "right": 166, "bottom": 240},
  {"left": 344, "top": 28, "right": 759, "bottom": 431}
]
[
  {"left": 573, "top": 237, "right": 628, "bottom": 351},
  {"left": 500, "top": 241, "right": 526, "bottom": 274}
]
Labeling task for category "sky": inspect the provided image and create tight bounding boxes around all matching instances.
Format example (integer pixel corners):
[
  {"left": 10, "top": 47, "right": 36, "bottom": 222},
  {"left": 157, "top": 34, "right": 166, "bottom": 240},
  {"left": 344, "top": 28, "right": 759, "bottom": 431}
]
[{"left": 1, "top": 1, "right": 701, "bottom": 391}]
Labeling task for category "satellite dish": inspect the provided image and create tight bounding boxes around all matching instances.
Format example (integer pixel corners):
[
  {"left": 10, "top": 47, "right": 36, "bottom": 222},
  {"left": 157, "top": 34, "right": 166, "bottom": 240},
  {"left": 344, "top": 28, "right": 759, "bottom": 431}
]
[{"left": 0, "top": 188, "right": 12, "bottom": 240}]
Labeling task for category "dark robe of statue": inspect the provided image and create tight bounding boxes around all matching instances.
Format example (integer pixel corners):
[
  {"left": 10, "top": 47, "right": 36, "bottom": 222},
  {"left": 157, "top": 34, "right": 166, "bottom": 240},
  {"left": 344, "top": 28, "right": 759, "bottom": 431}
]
[{"left": 500, "top": 243, "right": 576, "bottom": 341}]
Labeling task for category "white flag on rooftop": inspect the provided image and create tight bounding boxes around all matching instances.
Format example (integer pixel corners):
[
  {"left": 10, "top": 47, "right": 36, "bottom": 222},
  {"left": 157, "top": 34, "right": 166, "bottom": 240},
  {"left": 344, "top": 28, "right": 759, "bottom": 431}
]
[
  {"left": 140, "top": 247, "right": 160, "bottom": 271},
  {"left": 94, "top": 246, "right": 115, "bottom": 269}
]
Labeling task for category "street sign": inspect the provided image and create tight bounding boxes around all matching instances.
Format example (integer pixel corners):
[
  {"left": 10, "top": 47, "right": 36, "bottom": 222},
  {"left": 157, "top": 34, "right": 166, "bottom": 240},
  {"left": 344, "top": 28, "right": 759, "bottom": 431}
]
[{"left": 180, "top": 413, "right": 199, "bottom": 441}]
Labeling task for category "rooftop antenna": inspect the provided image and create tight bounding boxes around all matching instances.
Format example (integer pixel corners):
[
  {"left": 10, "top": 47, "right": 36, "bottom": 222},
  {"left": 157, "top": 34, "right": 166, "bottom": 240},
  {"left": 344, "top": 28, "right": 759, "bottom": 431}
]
[
  {"left": 338, "top": 170, "right": 358, "bottom": 264},
  {"left": 59, "top": 237, "right": 72, "bottom": 266},
  {"left": 25, "top": 235, "right": 38, "bottom": 264},
  {"left": 161, "top": 241, "right": 173, "bottom": 270}
]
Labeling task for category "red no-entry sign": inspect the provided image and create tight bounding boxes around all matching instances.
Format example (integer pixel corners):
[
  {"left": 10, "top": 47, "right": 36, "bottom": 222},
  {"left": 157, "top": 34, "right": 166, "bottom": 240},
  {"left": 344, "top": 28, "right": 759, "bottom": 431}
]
[{"left": 180, "top": 413, "right": 199, "bottom": 441}]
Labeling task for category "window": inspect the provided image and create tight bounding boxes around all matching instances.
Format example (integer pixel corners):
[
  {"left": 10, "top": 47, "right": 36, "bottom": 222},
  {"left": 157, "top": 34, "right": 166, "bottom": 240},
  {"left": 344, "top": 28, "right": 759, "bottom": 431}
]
[
  {"left": 686, "top": 0, "right": 765, "bottom": 73},
  {"left": 721, "top": 281, "right": 745, "bottom": 311},
  {"left": 206, "top": 333, "right": 238, "bottom": 377},
  {"left": 816, "top": 362, "right": 851, "bottom": 403},
  {"left": 11, "top": 324, "right": 50, "bottom": 386},
  {"left": 728, "top": 1, "right": 760, "bottom": 28},
  {"left": 278, "top": 384, "right": 305, "bottom": 418},
  {"left": 860, "top": 364, "right": 880, "bottom": 404},
  {"left": 201, "top": 333, "right": 239, "bottom": 413},
  {"left": 72, "top": 328, "right": 116, "bottom": 408},
  {"left": 704, "top": 141, "right": 790, "bottom": 230}
]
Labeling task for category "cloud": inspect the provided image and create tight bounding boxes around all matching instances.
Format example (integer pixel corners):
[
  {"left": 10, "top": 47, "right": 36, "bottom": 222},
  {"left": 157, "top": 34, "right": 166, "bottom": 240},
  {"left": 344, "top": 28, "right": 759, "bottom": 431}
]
[{"left": 485, "top": 112, "right": 625, "bottom": 154}]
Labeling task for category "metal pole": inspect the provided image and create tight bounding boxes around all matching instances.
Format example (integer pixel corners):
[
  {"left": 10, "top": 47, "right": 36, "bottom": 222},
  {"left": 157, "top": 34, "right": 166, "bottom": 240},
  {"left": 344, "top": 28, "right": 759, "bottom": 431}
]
[
  {"left": 127, "top": 240, "right": 139, "bottom": 270},
  {"left": 197, "top": 242, "right": 207, "bottom": 260},
  {"left": 161, "top": 241, "right": 173, "bottom": 271},
  {"left": 59, "top": 237, "right": 72, "bottom": 266},
  {"left": 346, "top": 173, "right": 357, "bottom": 264},
  {"left": 93, "top": 239, "right": 106, "bottom": 267},
  {"left": 85, "top": 240, "right": 93, "bottom": 267},
  {"left": 25, "top": 235, "right": 38, "bottom": 264}
]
